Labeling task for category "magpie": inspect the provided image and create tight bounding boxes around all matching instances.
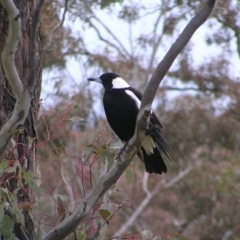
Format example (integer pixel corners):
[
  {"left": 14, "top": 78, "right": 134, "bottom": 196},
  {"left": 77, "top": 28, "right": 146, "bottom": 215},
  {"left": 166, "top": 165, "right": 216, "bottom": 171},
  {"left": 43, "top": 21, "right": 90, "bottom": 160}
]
[{"left": 88, "top": 72, "right": 173, "bottom": 174}]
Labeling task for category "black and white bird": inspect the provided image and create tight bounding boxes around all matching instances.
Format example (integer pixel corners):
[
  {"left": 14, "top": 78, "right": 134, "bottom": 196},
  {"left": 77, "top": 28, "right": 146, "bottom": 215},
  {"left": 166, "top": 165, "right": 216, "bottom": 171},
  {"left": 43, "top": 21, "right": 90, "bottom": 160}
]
[{"left": 88, "top": 72, "right": 173, "bottom": 174}]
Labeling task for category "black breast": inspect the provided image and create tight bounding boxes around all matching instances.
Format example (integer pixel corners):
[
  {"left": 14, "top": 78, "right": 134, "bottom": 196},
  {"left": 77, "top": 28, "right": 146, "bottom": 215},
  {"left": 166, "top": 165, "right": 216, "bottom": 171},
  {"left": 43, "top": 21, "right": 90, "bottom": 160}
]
[{"left": 103, "top": 89, "right": 139, "bottom": 142}]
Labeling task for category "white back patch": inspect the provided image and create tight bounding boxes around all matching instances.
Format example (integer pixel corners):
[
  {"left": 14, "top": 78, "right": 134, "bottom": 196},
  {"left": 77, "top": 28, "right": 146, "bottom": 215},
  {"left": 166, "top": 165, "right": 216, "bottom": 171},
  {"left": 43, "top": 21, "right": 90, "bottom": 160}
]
[
  {"left": 142, "top": 135, "right": 156, "bottom": 154},
  {"left": 125, "top": 90, "right": 141, "bottom": 109},
  {"left": 112, "top": 77, "right": 130, "bottom": 89}
]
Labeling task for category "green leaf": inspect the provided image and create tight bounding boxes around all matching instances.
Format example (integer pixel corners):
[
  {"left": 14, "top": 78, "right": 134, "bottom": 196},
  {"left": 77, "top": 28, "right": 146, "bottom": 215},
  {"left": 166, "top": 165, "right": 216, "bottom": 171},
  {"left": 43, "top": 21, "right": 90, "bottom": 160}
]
[
  {"left": 36, "top": 165, "right": 42, "bottom": 187},
  {"left": 109, "top": 191, "right": 125, "bottom": 205},
  {"left": 141, "top": 230, "right": 153, "bottom": 240},
  {"left": 103, "top": 149, "right": 114, "bottom": 169},
  {"left": 68, "top": 116, "right": 85, "bottom": 122},
  {"left": 57, "top": 196, "right": 66, "bottom": 222},
  {"left": 94, "top": 167, "right": 100, "bottom": 183},
  {"left": 125, "top": 167, "right": 133, "bottom": 183},
  {"left": 37, "top": 227, "right": 43, "bottom": 240},
  {"left": 0, "top": 215, "right": 15, "bottom": 239},
  {"left": 55, "top": 194, "right": 69, "bottom": 202},
  {"left": 99, "top": 209, "right": 111, "bottom": 221},
  {"left": 0, "top": 161, "right": 10, "bottom": 175},
  {"left": 61, "top": 166, "right": 70, "bottom": 184},
  {"left": 0, "top": 203, "right": 5, "bottom": 225},
  {"left": 109, "top": 141, "right": 124, "bottom": 149},
  {"left": 77, "top": 233, "right": 86, "bottom": 240},
  {"left": 84, "top": 146, "right": 94, "bottom": 157},
  {"left": 173, "top": 233, "right": 188, "bottom": 240}
]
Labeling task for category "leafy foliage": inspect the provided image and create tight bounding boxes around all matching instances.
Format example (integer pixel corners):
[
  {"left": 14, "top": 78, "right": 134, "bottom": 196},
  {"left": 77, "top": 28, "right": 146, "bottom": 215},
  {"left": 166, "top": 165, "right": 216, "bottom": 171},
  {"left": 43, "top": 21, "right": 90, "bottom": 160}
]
[
  {"left": 37, "top": 0, "right": 240, "bottom": 238},
  {"left": 1, "top": 0, "right": 239, "bottom": 239}
]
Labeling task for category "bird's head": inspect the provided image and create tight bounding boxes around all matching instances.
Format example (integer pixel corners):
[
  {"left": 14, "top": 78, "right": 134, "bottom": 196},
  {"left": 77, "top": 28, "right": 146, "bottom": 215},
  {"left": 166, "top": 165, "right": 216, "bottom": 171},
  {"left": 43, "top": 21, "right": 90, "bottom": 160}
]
[{"left": 88, "top": 72, "right": 130, "bottom": 90}]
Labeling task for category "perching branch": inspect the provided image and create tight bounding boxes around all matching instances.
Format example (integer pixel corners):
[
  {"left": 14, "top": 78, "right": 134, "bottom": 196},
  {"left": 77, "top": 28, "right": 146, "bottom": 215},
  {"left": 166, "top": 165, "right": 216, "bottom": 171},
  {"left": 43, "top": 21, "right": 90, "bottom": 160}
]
[
  {"left": 43, "top": 1, "right": 217, "bottom": 239},
  {"left": 0, "top": 0, "right": 31, "bottom": 157},
  {"left": 44, "top": 108, "right": 152, "bottom": 240}
]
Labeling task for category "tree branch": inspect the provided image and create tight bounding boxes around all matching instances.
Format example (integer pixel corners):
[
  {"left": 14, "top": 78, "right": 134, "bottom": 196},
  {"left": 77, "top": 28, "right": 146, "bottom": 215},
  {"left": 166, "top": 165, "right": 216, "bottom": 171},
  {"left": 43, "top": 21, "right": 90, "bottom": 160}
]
[
  {"left": 144, "top": 0, "right": 166, "bottom": 82},
  {"left": 162, "top": 86, "right": 214, "bottom": 92},
  {"left": 44, "top": 108, "right": 152, "bottom": 240},
  {"left": 87, "top": 200, "right": 127, "bottom": 240},
  {"left": 43, "top": 1, "right": 217, "bottom": 239},
  {"left": 141, "top": 0, "right": 217, "bottom": 109},
  {"left": 44, "top": 0, "right": 68, "bottom": 51},
  {"left": 113, "top": 164, "right": 197, "bottom": 237},
  {"left": 87, "top": 19, "right": 128, "bottom": 59},
  {"left": 0, "top": 0, "right": 31, "bottom": 157},
  {"left": 92, "top": 15, "right": 130, "bottom": 57},
  {"left": 114, "top": 172, "right": 155, "bottom": 237}
]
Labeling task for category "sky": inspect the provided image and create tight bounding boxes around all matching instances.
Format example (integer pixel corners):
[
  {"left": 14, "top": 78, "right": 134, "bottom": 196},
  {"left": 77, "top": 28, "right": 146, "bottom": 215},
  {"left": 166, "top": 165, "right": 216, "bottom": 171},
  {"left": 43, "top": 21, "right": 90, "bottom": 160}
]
[{"left": 41, "top": 0, "right": 240, "bottom": 112}]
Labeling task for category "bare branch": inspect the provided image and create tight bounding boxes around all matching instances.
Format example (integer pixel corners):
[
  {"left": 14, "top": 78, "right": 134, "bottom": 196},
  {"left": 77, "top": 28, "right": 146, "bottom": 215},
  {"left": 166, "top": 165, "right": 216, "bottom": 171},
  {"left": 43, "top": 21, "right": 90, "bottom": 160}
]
[
  {"left": 44, "top": 0, "right": 68, "bottom": 51},
  {"left": 114, "top": 172, "right": 155, "bottom": 237},
  {"left": 44, "top": 108, "right": 152, "bottom": 240},
  {"left": 43, "top": 1, "right": 217, "bottom": 239},
  {"left": 87, "top": 19, "right": 128, "bottom": 58},
  {"left": 215, "top": 13, "right": 240, "bottom": 59},
  {"left": 144, "top": 0, "right": 166, "bottom": 82},
  {"left": 162, "top": 86, "right": 214, "bottom": 92},
  {"left": 92, "top": 15, "right": 130, "bottom": 57},
  {"left": 87, "top": 200, "right": 127, "bottom": 240},
  {"left": 81, "top": 2, "right": 130, "bottom": 58},
  {"left": 0, "top": 0, "right": 31, "bottom": 157},
  {"left": 141, "top": 0, "right": 217, "bottom": 109},
  {"left": 114, "top": 163, "right": 201, "bottom": 237}
]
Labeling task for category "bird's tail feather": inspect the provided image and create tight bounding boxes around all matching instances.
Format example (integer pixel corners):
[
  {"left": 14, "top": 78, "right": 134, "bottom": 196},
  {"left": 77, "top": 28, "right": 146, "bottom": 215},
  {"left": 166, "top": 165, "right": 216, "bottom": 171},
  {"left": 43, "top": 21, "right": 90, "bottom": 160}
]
[
  {"left": 151, "top": 129, "right": 176, "bottom": 167},
  {"left": 142, "top": 147, "right": 167, "bottom": 174}
]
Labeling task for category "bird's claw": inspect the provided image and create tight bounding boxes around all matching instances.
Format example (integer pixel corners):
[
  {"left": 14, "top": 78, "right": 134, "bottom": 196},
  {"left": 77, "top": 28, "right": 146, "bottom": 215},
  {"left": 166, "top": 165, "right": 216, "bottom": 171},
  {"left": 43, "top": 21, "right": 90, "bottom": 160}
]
[{"left": 145, "top": 126, "right": 159, "bottom": 135}]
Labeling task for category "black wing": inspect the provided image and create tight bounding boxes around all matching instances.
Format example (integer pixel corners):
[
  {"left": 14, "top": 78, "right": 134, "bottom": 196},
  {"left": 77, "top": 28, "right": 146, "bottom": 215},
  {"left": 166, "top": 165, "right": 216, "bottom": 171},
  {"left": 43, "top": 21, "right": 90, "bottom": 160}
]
[
  {"left": 127, "top": 87, "right": 163, "bottom": 128},
  {"left": 127, "top": 87, "right": 174, "bottom": 164}
]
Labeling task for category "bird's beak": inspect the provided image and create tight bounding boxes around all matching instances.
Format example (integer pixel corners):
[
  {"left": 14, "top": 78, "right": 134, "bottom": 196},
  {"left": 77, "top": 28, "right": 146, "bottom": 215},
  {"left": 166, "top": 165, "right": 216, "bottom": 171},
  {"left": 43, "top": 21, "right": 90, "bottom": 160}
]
[{"left": 87, "top": 77, "right": 102, "bottom": 84}]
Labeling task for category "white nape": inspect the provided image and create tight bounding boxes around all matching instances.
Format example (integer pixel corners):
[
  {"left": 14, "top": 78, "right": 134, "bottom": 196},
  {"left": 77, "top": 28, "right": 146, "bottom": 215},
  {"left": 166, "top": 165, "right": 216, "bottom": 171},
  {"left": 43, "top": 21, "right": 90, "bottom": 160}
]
[{"left": 112, "top": 77, "right": 130, "bottom": 89}]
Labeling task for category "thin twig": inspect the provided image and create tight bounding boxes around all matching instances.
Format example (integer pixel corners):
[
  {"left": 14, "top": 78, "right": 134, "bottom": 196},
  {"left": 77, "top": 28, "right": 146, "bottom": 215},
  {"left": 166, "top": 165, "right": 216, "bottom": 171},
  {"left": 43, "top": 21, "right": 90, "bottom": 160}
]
[
  {"left": 92, "top": 14, "right": 130, "bottom": 57},
  {"left": 113, "top": 162, "right": 200, "bottom": 238},
  {"left": 141, "top": 0, "right": 217, "bottom": 109},
  {"left": 162, "top": 86, "right": 215, "bottom": 92},
  {"left": 87, "top": 200, "right": 127, "bottom": 240},
  {"left": 144, "top": 0, "right": 166, "bottom": 83},
  {"left": 44, "top": 0, "right": 68, "bottom": 51},
  {"left": 87, "top": 19, "right": 127, "bottom": 59}
]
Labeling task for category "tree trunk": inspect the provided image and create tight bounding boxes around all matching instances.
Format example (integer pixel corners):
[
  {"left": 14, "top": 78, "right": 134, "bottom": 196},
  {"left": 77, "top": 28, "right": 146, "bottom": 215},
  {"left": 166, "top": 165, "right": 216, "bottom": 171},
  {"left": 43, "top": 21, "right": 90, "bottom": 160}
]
[{"left": 0, "top": 0, "right": 43, "bottom": 239}]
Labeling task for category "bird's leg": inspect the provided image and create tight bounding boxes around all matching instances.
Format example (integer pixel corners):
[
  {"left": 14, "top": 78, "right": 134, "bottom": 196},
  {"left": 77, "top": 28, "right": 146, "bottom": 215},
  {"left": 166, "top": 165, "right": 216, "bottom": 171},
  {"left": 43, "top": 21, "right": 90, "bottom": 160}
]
[
  {"left": 145, "top": 125, "right": 159, "bottom": 135},
  {"left": 115, "top": 140, "right": 128, "bottom": 161}
]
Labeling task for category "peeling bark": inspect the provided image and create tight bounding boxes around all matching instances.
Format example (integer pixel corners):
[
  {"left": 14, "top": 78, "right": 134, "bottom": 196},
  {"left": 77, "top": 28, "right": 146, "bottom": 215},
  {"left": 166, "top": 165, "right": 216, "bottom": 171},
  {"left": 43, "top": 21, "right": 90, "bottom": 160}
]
[{"left": 0, "top": 0, "right": 43, "bottom": 238}]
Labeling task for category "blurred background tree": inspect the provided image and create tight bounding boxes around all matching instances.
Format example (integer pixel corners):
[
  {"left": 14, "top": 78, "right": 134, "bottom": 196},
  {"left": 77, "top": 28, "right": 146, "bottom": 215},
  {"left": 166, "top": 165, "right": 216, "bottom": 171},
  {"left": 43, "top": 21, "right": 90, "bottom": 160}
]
[{"left": 35, "top": 0, "right": 240, "bottom": 239}]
